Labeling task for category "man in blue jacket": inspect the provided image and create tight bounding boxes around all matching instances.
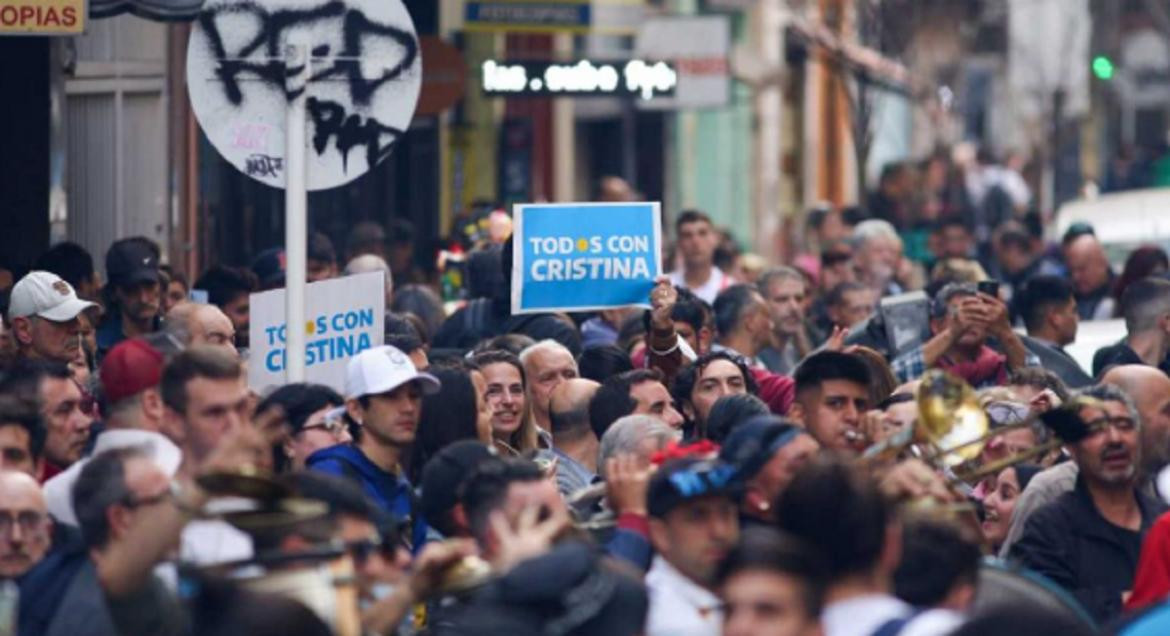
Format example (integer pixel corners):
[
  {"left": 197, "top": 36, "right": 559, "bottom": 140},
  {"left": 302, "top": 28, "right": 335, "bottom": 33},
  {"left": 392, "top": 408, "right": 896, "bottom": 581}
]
[{"left": 307, "top": 345, "right": 440, "bottom": 549}]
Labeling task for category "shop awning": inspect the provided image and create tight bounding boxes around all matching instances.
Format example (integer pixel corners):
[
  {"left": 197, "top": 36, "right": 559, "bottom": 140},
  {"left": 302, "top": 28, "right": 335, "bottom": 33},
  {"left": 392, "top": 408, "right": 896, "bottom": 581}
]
[{"left": 91, "top": 0, "right": 204, "bottom": 21}]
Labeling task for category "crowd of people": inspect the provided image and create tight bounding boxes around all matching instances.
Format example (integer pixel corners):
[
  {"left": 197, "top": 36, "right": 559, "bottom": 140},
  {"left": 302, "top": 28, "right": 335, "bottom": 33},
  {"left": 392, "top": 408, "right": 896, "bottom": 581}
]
[{"left": 5, "top": 173, "right": 1170, "bottom": 636}]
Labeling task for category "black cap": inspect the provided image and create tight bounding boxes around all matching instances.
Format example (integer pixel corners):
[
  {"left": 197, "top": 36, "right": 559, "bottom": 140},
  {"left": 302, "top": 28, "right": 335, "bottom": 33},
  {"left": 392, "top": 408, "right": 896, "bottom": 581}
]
[
  {"left": 251, "top": 248, "right": 285, "bottom": 289},
  {"left": 719, "top": 416, "right": 805, "bottom": 483},
  {"left": 106, "top": 237, "right": 160, "bottom": 288},
  {"left": 308, "top": 232, "right": 337, "bottom": 264},
  {"left": 419, "top": 441, "right": 500, "bottom": 529},
  {"left": 647, "top": 457, "right": 740, "bottom": 519}
]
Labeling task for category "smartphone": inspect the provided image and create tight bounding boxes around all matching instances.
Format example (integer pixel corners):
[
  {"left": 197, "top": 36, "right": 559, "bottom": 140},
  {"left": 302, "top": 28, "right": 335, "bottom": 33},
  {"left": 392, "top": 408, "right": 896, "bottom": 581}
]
[{"left": 977, "top": 280, "right": 1000, "bottom": 298}]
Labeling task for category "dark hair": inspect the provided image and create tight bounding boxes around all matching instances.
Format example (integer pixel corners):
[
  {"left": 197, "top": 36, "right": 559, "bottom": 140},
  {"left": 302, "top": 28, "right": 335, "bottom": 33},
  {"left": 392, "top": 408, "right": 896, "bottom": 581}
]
[
  {"left": 995, "top": 220, "right": 1032, "bottom": 253},
  {"left": 73, "top": 446, "right": 145, "bottom": 549},
  {"left": 577, "top": 345, "right": 633, "bottom": 383},
  {"left": 161, "top": 346, "right": 242, "bottom": 414},
  {"left": 34, "top": 242, "right": 95, "bottom": 291},
  {"left": 616, "top": 312, "right": 648, "bottom": 356},
  {"left": 825, "top": 281, "right": 868, "bottom": 309},
  {"left": 715, "top": 527, "right": 827, "bottom": 619},
  {"left": 1121, "top": 276, "right": 1170, "bottom": 333},
  {"left": 675, "top": 209, "right": 713, "bottom": 234},
  {"left": 472, "top": 334, "right": 536, "bottom": 357},
  {"left": 1113, "top": 245, "right": 1170, "bottom": 306},
  {"left": 466, "top": 245, "right": 504, "bottom": 300},
  {"left": 0, "top": 358, "right": 72, "bottom": 407},
  {"left": 280, "top": 470, "right": 395, "bottom": 536},
  {"left": 1016, "top": 276, "right": 1074, "bottom": 333},
  {"left": 194, "top": 265, "right": 258, "bottom": 308},
  {"left": 851, "top": 346, "right": 897, "bottom": 407},
  {"left": 460, "top": 458, "right": 544, "bottom": 544},
  {"left": 776, "top": 456, "right": 890, "bottom": 580},
  {"left": 307, "top": 231, "right": 337, "bottom": 265},
  {"left": 893, "top": 518, "right": 982, "bottom": 607},
  {"left": 256, "top": 383, "right": 343, "bottom": 472},
  {"left": 793, "top": 351, "right": 871, "bottom": 399},
  {"left": 390, "top": 285, "right": 445, "bottom": 342},
  {"left": 385, "top": 312, "right": 424, "bottom": 355},
  {"left": 933, "top": 217, "right": 970, "bottom": 235},
  {"left": 590, "top": 369, "right": 664, "bottom": 440},
  {"left": 411, "top": 367, "right": 480, "bottom": 482},
  {"left": 0, "top": 395, "right": 44, "bottom": 462},
  {"left": 672, "top": 351, "right": 759, "bottom": 415},
  {"left": 713, "top": 284, "right": 762, "bottom": 337},
  {"left": 642, "top": 286, "right": 710, "bottom": 338},
  {"left": 387, "top": 218, "right": 416, "bottom": 246},
  {"left": 1008, "top": 367, "right": 1070, "bottom": 403},
  {"left": 705, "top": 393, "right": 771, "bottom": 443}
]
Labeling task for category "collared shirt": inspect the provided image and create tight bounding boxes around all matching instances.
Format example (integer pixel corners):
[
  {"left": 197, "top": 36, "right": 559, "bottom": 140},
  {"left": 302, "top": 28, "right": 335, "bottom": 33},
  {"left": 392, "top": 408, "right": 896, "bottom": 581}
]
[
  {"left": 822, "top": 594, "right": 961, "bottom": 636},
  {"left": 551, "top": 446, "right": 596, "bottom": 498},
  {"left": 44, "top": 429, "right": 183, "bottom": 526},
  {"left": 644, "top": 556, "right": 722, "bottom": 636},
  {"left": 891, "top": 344, "right": 1040, "bottom": 387},
  {"left": 668, "top": 267, "right": 731, "bottom": 305}
]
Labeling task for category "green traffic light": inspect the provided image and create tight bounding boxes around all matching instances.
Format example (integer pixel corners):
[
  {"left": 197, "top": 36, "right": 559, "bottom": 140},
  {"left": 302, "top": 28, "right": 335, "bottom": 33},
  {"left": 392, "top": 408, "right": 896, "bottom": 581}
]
[{"left": 1092, "top": 55, "right": 1115, "bottom": 80}]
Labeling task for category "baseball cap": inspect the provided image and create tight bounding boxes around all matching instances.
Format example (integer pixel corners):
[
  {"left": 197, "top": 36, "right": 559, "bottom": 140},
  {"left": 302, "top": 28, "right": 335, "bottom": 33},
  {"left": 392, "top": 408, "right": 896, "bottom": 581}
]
[
  {"left": 719, "top": 416, "right": 806, "bottom": 483},
  {"left": 7, "top": 271, "right": 98, "bottom": 322},
  {"left": 100, "top": 338, "right": 165, "bottom": 405},
  {"left": 345, "top": 345, "right": 440, "bottom": 400},
  {"left": 647, "top": 457, "right": 740, "bottom": 519},
  {"left": 418, "top": 440, "right": 500, "bottom": 529},
  {"left": 106, "top": 237, "right": 161, "bottom": 288}
]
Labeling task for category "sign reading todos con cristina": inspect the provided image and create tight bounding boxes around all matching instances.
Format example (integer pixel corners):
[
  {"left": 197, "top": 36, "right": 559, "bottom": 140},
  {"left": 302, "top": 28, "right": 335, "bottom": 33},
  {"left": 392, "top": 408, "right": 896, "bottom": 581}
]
[{"left": 511, "top": 202, "right": 662, "bottom": 314}]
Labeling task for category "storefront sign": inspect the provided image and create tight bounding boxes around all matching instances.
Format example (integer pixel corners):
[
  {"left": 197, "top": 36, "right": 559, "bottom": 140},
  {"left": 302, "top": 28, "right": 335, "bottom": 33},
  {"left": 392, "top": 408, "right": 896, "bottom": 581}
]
[
  {"left": 249, "top": 271, "right": 385, "bottom": 394},
  {"left": 512, "top": 202, "right": 661, "bottom": 314},
  {"left": 0, "top": 0, "right": 84, "bottom": 34},
  {"left": 482, "top": 59, "right": 676, "bottom": 99},
  {"left": 636, "top": 15, "right": 730, "bottom": 110},
  {"left": 463, "top": 0, "right": 642, "bottom": 35}
]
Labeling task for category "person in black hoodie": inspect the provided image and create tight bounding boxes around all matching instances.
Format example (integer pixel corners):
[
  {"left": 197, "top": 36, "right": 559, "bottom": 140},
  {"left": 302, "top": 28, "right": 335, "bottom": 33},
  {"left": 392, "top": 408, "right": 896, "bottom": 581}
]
[{"left": 433, "top": 239, "right": 582, "bottom": 355}]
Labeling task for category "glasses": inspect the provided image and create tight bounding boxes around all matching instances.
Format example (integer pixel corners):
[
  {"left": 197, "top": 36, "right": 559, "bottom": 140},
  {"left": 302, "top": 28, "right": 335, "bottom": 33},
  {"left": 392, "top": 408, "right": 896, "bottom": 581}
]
[
  {"left": 1084, "top": 416, "right": 1137, "bottom": 434},
  {"left": 299, "top": 419, "right": 345, "bottom": 436},
  {"left": 121, "top": 489, "right": 172, "bottom": 509},
  {"left": 0, "top": 511, "right": 47, "bottom": 537},
  {"left": 345, "top": 533, "right": 402, "bottom": 566}
]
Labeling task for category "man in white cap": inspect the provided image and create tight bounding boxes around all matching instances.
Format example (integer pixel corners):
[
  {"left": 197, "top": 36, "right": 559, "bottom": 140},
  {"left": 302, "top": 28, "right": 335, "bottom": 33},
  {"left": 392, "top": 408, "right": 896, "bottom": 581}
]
[
  {"left": 306, "top": 345, "right": 439, "bottom": 548},
  {"left": 7, "top": 271, "right": 97, "bottom": 364}
]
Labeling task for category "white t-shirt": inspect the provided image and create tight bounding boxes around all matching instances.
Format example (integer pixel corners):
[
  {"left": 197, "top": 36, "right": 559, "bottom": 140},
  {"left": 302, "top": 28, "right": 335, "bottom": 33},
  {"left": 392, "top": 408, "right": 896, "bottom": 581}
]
[
  {"left": 822, "top": 594, "right": 962, "bottom": 636},
  {"left": 668, "top": 267, "right": 731, "bottom": 305},
  {"left": 644, "top": 556, "right": 722, "bottom": 636}
]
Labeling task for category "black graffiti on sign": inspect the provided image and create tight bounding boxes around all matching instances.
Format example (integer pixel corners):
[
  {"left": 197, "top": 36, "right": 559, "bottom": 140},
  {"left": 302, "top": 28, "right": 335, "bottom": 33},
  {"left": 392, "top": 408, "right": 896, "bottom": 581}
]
[
  {"left": 245, "top": 153, "right": 284, "bottom": 178},
  {"left": 197, "top": 0, "right": 418, "bottom": 107},
  {"left": 307, "top": 97, "right": 403, "bottom": 172}
]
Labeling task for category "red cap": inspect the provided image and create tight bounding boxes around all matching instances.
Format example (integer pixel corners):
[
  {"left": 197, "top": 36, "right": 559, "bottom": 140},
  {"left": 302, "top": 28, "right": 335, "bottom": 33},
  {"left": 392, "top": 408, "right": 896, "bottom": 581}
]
[{"left": 100, "top": 338, "right": 164, "bottom": 405}]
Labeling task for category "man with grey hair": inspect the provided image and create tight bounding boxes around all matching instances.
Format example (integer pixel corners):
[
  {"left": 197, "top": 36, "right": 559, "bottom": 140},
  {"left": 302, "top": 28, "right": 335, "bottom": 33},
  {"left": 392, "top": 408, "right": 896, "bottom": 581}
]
[
  {"left": 852, "top": 219, "right": 904, "bottom": 297},
  {"left": 891, "top": 282, "right": 1035, "bottom": 387},
  {"left": 1092, "top": 277, "right": 1170, "bottom": 377},
  {"left": 597, "top": 414, "right": 679, "bottom": 480},
  {"left": 344, "top": 254, "right": 394, "bottom": 308},
  {"left": 756, "top": 267, "right": 817, "bottom": 374},
  {"left": 519, "top": 339, "right": 578, "bottom": 434},
  {"left": 165, "top": 302, "right": 236, "bottom": 354},
  {"left": 1009, "top": 384, "right": 1166, "bottom": 624}
]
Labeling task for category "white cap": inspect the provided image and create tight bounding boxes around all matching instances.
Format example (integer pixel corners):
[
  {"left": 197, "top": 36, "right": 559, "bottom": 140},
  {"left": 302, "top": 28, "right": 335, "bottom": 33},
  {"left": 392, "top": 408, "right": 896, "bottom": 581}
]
[
  {"left": 8, "top": 271, "right": 98, "bottom": 322},
  {"left": 345, "top": 345, "right": 440, "bottom": 400}
]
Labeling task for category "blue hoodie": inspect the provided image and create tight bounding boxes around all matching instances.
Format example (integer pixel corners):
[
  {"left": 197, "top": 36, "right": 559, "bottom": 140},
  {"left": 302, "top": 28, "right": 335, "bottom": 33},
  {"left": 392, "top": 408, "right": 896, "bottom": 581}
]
[{"left": 306, "top": 444, "right": 427, "bottom": 549}]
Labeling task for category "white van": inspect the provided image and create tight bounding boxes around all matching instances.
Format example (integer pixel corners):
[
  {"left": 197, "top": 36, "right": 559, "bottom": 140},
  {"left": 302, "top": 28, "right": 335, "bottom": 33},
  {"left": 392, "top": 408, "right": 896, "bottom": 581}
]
[{"left": 1051, "top": 187, "right": 1170, "bottom": 269}]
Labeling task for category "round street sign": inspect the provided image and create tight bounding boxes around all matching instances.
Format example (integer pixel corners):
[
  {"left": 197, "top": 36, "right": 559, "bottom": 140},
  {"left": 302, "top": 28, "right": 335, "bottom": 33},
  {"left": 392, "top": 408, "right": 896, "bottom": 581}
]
[{"left": 186, "top": 0, "right": 422, "bottom": 191}]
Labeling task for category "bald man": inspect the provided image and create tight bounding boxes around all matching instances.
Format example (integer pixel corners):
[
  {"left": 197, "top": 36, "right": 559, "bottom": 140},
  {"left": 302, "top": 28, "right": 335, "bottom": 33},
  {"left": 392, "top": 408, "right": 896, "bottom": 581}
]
[
  {"left": 1000, "top": 365, "right": 1170, "bottom": 558},
  {"left": 166, "top": 303, "right": 237, "bottom": 353},
  {"left": 1103, "top": 365, "right": 1170, "bottom": 476},
  {"left": 0, "top": 471, "right": 52, "bottom": 579},
  {"left": 1063, "top": 234, "right": 1116, "bottom": 321},
  {"left": 548, "top": 378, "right": 601, "bottom": 497}
]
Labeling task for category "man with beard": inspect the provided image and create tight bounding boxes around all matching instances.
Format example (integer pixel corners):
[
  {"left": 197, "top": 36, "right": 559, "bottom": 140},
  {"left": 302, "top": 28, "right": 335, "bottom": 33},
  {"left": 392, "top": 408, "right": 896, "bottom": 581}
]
[
  {"left": 892, "top": 282, "right": 1035, "bottom": 388},
  {"left": 1010, "top": 384, "right": 1167, "bottom": 623},
  {"left": 756, "top": 268, "right": 818, "bottom": 375},
  {"left": 96, "top": 237, "right": 163, "bottom": 356}
]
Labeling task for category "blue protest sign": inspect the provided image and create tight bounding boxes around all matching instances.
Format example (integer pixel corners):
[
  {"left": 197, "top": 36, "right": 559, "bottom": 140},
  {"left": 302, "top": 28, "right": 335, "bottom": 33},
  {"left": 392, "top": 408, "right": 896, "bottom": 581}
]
[{"left": 511, "top": 202, "right": 661, "bottom": 314}]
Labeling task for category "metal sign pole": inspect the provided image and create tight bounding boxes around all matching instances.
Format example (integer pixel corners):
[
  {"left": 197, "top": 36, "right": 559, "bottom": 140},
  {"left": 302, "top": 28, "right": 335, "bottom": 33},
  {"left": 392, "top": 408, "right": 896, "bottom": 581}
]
[{"left": 284, "top": 39, "right": 310, "bottom": 383}]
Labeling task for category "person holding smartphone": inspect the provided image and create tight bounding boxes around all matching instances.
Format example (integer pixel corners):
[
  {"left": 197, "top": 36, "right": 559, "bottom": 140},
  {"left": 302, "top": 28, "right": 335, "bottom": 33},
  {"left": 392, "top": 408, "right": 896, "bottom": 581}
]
[{"left": 891, "top": 282, "right": 1039, "bottom": 388}]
